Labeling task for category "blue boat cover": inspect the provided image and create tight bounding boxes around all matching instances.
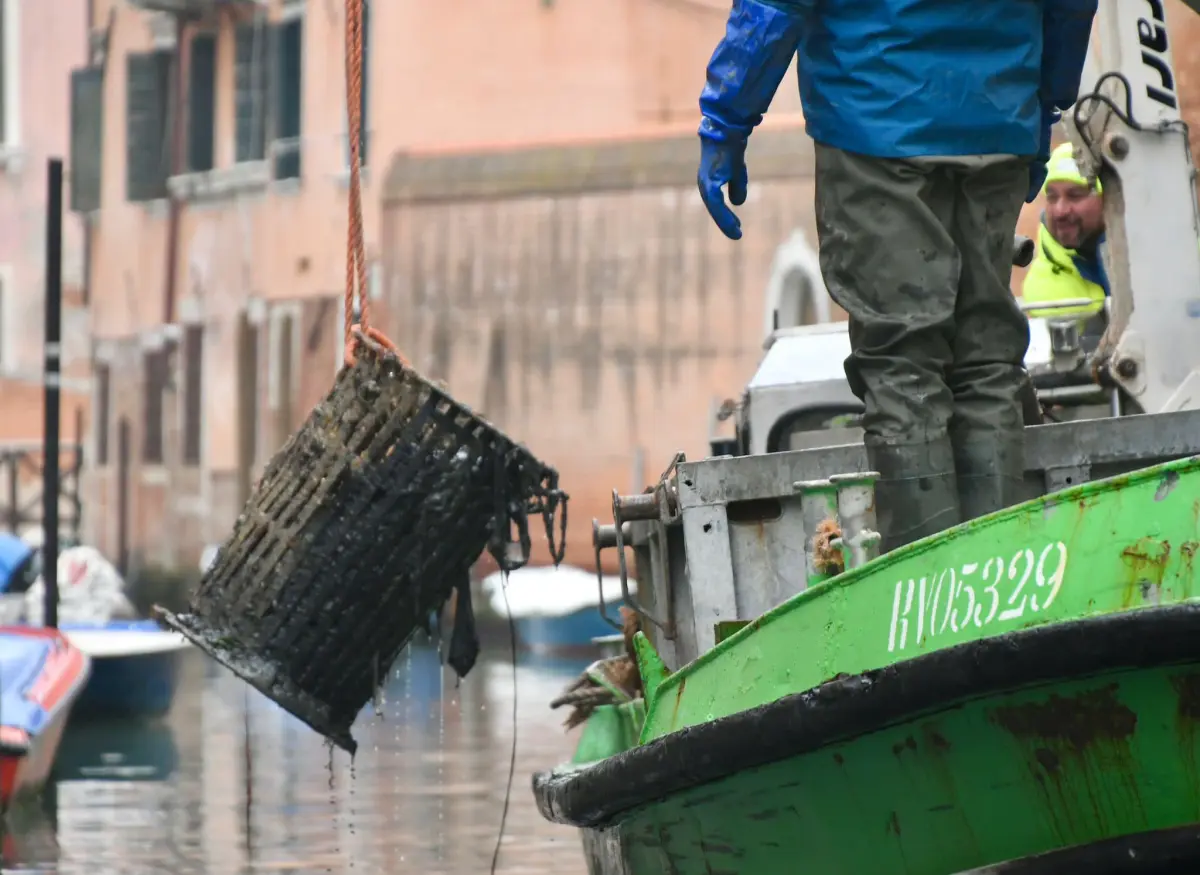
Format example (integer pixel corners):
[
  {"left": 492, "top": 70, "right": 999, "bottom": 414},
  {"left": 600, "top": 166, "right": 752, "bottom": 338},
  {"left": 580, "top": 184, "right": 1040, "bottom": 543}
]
[
  {"left": 59, "top": 619, "right": 161, "bottom": 633},
  {"left": 0, "top": 633, "right": 58, "bottom": 737},
  {"left": 0, "top": 533, "right": 33, "bottom": 594}
]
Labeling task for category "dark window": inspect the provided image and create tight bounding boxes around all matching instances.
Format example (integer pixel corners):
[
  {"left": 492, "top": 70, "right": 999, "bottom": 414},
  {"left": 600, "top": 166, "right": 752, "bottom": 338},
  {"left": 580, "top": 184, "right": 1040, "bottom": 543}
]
[
  {"left": 273, "top": 18, "right": 303, "bottom": 180},
  {"left": 187, "top": 33, "right": 217, "bottom": 173},
  {"left": 275, "top": 314, "right": 295, "bottom": 449},
  {"left": 236, "top": 315, "right": 259, "bottom": 506},
  {"left": 182, "top": 325, "right": 204, "bottom": 466},
  {"left": 69, "top": 66, "right": 104, "bottom": 213},
  {"left": 142, "top": 346, "right": 168, "bottom": 464},
  {"left": 95, "top": 363, "right": 110, "bottom": 465},
  {"left": 181, "top": 324, "right": 202, "bottom": 463},
  {"left": 234, "top": 22, "right": 269, "bottom": 163},
  {"left": 126, "top": 50, "right": 173, "bottom": 202}
]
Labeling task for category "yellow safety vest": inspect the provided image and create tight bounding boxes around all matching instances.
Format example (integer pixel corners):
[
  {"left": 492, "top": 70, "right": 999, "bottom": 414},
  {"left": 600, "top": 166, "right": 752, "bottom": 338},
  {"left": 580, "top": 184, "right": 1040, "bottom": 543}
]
[{"left": 1021, "top": 222, "right": 1106, "bottom": 320}]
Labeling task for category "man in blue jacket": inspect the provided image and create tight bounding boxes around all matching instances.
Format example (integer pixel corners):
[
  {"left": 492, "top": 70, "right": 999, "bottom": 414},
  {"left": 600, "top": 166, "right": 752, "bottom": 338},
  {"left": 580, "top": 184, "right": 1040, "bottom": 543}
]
[{"left": 697, "top": 0, "right": 1097, "bottom": 552}]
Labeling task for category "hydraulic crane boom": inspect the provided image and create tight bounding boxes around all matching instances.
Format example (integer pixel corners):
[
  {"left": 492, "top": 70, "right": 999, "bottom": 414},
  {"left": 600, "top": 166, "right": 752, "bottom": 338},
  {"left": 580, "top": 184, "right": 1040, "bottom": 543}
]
[{"left": 1069, "top": 0, "right": 1200, "bottom": 413}]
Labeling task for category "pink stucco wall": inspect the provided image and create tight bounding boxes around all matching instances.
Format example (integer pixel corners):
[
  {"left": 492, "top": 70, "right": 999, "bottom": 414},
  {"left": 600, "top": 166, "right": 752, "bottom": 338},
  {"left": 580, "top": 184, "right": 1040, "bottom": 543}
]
[{"left": 0, "top": 0, "right": 88, "bottom": 437}]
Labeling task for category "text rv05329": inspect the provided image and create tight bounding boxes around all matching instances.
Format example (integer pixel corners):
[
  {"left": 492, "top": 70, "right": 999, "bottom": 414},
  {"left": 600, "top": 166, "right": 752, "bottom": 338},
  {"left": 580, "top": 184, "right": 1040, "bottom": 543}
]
[{"left": 887, "top": 542, "right": 1069, "bottom": 654}]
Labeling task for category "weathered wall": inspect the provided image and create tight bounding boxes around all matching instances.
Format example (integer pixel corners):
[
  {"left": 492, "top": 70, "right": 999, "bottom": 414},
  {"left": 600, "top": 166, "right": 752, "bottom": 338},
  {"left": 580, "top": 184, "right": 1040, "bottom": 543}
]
[
  {"left": 0, "top": 0, "right": 89, "bottom": 379},
  {"left": 1169, "top": 1, "right": 1200, "bottom": 165},
  {"left": 379, "top": 122, "right": 820, "bottom": 570},
  {"left": 82, "top": 0, "right": 798, "bottom": 570},
  {"left": 0, "top": 377, "right": 89, "bottom": 541},
  {"left": 85, "top": 0, "right": 1200, "bottom": 574},
  {"left": 0, "top": 0, "right": 91, "bottom": 539}
]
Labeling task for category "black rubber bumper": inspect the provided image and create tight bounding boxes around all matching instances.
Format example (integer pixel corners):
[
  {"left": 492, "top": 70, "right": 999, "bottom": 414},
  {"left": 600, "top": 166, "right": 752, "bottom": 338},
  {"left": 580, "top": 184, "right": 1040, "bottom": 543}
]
[
  {"left": 964, "top": 825, "right": 1200, "bottom": 873},
  {"left": 533, "top": 603, "right": 1200, "bottom": 830}
]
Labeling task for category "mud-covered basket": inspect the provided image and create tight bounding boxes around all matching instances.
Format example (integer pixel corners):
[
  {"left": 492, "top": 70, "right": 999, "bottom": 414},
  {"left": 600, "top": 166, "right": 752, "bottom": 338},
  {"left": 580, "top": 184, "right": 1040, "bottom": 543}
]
[{"left": 157, "top": 333, "right": 567, "bottom": 754}]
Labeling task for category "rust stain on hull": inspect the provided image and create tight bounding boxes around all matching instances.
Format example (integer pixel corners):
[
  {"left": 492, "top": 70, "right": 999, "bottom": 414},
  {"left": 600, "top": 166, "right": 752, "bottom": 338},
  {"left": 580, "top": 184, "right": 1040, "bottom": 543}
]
[
  {"left": 1120, "top": 538, "right": 1171, "bottom": 608},
  {"left": 1170, "top": 671, "right": 1200, "bottom": 817},
  {"left": 990, "top": 684, "right": 1143, "bottom": 844}
]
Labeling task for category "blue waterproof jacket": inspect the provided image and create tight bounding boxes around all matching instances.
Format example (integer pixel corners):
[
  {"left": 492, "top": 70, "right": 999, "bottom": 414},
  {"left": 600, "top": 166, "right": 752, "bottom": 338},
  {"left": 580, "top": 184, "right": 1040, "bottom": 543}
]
[{"left": 702, "top": 0, "right": 1098, "bottom": 160}]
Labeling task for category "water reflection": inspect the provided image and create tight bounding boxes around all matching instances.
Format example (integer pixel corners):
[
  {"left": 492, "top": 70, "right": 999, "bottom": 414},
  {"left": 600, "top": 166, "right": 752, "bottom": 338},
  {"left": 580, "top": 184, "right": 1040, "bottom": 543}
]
[
  {"left": 4, "top": 639, "right": 591, "bottom": 874},
  {"left": 53, "top": 718, "right": 179, "bottom": 782}
]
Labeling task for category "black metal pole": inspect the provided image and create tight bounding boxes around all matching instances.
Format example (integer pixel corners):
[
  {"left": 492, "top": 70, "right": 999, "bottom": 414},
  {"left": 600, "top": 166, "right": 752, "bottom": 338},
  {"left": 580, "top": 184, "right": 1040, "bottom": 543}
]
[
  {"left": 42, "top": 158, "right": 63, "bottom": 629},
  {"left": 73, "top": 406, "right": 84, "bottom": 543},
  {"left": 6, "top": 453, "right": 17, "bottom": 532}
]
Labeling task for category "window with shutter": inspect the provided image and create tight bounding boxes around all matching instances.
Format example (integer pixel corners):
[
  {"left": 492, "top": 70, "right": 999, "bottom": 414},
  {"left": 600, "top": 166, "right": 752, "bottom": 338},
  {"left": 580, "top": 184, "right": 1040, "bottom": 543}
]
[
  {"left": 273, "top": 18, "right": 303, "bottom": 181},
  {"left": 126, "top": 50, "right": 173, "bottom": 202},
  {"left": 182, "top": 325, "right": 203, "bottom": 466},
  {"left": 142, "top": 345, "right": 168, "bottom": 464},
  {"left": 69, "top": 67, "right": 104, "bottom": 213},
  {"left": 187, "top": 33, "right": 217, "bottom": 173},
  {"left": 234, "top": 22, "right": 269, "bottom": 163},
  {"left": 96, "top": 362, "right": 110, "bottom": 466},
  {"left": 273, "top": 313, "right": 295, "bottom": 450}
]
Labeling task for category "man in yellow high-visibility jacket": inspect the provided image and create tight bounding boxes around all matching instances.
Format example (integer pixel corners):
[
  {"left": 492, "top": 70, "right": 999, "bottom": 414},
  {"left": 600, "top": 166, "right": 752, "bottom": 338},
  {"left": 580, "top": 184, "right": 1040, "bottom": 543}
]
[{"left": 1022, "top": 142, "right": 1109, "bottom": 320}]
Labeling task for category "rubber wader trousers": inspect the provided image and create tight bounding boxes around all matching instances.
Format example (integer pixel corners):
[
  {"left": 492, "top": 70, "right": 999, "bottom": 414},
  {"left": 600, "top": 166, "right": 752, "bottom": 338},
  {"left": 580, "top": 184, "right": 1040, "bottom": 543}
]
[{"left": 814, "top": 145, "right": 1031, "bottom": 552}]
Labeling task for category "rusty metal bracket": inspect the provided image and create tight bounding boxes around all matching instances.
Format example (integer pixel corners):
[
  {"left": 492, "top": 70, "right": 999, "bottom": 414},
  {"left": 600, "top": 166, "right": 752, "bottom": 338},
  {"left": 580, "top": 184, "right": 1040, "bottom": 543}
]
[
  {"left": 592, "top": 452, "right": 684, "bottom": 634},
  {"left": 651, "top": 452, "right": 684, "bottom": 524},
  {"left": 592, "top": 518, "right": 631, "bottom": 631},
  {"left": 612, "top": 488, "right": 673, "bottom": 634},
  {"left": 646, "top": 517, "right": 677, "bottom": 641}
]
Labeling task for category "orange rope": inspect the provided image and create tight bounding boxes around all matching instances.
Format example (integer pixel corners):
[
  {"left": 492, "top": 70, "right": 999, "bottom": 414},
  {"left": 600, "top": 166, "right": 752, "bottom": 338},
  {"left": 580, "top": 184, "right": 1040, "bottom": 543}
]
[{"left": 343, "top": 0, "right": 404, "bottom": 368}]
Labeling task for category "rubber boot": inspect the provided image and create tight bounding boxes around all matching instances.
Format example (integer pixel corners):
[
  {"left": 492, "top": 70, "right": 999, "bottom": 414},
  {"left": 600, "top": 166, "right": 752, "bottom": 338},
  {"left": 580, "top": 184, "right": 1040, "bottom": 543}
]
[
  {"left": 951, "top": 428, "right": 1026, "bottom": 522},
  {"left": 864, "top": 434, "right": 962, "bottom": 553}
]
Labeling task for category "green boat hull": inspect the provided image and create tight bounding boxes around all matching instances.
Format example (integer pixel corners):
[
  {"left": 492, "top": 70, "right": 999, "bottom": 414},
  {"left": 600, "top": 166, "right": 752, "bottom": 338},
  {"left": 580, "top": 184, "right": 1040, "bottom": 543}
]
[
  {"left": 533, "top": 457, "right": 1200, "bottom": 874},
  {"left": 537, "top": 606, "right": 1200, "bottom": 874}
]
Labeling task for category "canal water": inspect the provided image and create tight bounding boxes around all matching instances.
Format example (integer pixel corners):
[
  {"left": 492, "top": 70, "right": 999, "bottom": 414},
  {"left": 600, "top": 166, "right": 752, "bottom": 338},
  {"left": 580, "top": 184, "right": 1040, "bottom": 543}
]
[{"left": 3, "top": 640, "right": 592, "bottom": 874}]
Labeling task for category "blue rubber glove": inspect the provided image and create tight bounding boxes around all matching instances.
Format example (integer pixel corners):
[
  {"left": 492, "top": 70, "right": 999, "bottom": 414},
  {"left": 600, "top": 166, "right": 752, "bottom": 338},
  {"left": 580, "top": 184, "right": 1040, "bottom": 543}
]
[
  {"left": 698, "top": 122, "right": 749, "bottom": 240},
  {"left": 698, "top": 0, "right": 808, "bottom": 240},
  {"left": 1027, "top": 105, "right": 1060, "bottom": 203}
]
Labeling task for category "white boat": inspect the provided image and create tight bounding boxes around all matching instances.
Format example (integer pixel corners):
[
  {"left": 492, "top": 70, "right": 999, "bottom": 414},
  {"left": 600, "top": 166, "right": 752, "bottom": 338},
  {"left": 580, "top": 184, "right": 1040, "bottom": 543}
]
[{"left": 481, "top": 565, "right": 637, "bottom": 656}]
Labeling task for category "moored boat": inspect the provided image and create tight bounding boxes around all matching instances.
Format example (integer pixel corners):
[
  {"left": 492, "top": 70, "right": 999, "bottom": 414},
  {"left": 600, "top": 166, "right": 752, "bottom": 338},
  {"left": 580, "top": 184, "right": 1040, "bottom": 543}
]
[
  {"left": 0, "top": 626, "right": 91, "bottom": 809},
  {"left": 0, "top": 538, "right": 191, "bottom": 719},
  {"left": 63, "top": 620, "right": 191, "bottom": 719},
  {"left": 482, "top": 565, "right": 634, "bottom": 657}
]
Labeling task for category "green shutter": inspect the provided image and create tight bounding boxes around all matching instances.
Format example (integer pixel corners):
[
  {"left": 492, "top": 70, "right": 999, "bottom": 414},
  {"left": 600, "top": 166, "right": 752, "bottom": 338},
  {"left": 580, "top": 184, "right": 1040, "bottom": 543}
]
[
  {"left": 188, "top": 34, "right": 217, "bottom": 172},
  {"left": 125, "top": 51, "right": 171, "bottom": 202},
  {"left": 69, "top": 66, "right": 104, "bottom": 212},
  {"left": 274, "top": 18, "right": 303, "bottom": 180}
]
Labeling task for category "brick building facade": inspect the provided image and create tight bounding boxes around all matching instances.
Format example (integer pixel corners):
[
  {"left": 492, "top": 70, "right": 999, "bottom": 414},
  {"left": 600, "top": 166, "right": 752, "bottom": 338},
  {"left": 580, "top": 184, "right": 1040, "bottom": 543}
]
[
  {"left": 0, "top": 0, "right": 90, "bottom": 540},
  {"left": 74, "top": 0, "right": 1200, "bottom": 574}
]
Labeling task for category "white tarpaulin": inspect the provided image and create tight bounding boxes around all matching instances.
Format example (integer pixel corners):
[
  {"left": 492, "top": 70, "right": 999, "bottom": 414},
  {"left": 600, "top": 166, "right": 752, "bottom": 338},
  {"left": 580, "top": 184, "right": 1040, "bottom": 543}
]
[
  {"left": 23, "top": 545, "right": 138, "bottom": 626},
  {"left": 481, "top": 564, "right": 637, "bottom": 619}
]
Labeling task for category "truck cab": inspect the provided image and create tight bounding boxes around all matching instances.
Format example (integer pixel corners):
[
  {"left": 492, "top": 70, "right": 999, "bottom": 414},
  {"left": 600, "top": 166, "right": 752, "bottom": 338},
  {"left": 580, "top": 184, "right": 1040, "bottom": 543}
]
[{"left": 713, "top": 230, "right": 1122, "bottom": 458}]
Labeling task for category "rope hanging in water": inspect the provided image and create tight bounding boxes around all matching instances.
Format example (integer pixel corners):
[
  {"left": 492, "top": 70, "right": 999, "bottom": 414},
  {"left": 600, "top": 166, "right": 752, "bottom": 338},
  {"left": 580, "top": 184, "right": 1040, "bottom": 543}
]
[{"left": 342, "top": 0, "right": 404, "bottom": 368}]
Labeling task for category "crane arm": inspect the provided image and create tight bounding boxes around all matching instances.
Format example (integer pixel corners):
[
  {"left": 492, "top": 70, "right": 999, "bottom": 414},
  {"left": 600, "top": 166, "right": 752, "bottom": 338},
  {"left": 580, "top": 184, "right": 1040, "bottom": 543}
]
[{"left": 1068, "top": 0, "right": 1200, "bottom": 413}]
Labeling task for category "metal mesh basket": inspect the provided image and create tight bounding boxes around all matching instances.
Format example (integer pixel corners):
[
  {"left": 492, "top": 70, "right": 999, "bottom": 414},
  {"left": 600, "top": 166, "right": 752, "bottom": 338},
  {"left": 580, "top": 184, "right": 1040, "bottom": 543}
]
[{"left": 157, "top": 334, "right": 566, "bottom": 754}]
